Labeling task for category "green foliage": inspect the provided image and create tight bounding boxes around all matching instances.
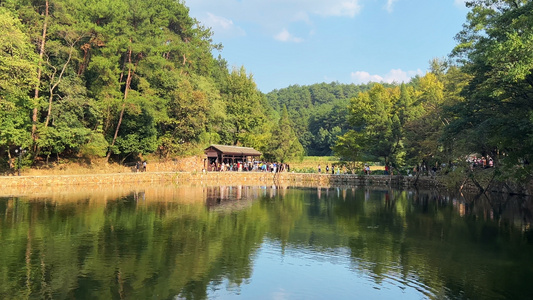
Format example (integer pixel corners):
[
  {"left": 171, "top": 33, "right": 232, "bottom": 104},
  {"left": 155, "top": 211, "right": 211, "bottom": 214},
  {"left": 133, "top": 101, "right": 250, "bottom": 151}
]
[
  {"left": 0, "top": 7, "right": 38, "bottom": 154},
  {"left": 447, "top": 0, "right": 533, "bottom": 180},
  {"left": 290, "top": 166, "right": 316, "bottom": 173},
  {"left": 266, "top": 82, "right": 371, "bottom": 155},
  {"left": 114, "top": 107, "right": 158, "bottom": 157},
  {"left": 341, "top": 84, "right": 403, "bottom": 165},
  {"left": 80, "top": 132, "right": 108, "bottom": 157},
  {"left": 332, "top": 130, "right": 364, "bottom": 163},
  {"left": 266, "top": 106, "right": 304, "bottom": 162},
  {"left": 0, "top": 0, "right": 273, "bottom": 165},
  {"left": 222, "top": 66, "right": 267, "bottom": 145},
  {"left": 1, "top": 0, "right": 532, "bottom": 184},
  {"left": 264, "top": 1, "right": 533, "bottom": 183},
  {"left": 163, "top": 77, "right": 209, "bottom": 143},
  {"left": 333, "top": 69, "right": 472, "bottom": 172},
  {"left": 403, "top": 73, "right": 447, "bottom": 166}
]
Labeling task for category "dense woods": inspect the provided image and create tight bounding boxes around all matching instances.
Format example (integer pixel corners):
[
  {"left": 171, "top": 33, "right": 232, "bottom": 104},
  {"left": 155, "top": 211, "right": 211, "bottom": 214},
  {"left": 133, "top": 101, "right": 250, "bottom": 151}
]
[
  {"left": 0, "top": 0, "right": 303, "bottom": 169},
  {"left": 270, "top": 0, "right": 533, "bottom": 182},
  {"left": 0, "top": 0, "right": 532, "bottom": 182}
]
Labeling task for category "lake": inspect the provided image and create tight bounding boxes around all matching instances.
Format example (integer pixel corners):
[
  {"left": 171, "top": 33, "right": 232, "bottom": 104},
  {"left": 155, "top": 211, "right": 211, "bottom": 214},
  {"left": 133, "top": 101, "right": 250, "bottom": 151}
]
[{"left": 1, "top": 184, "right": 532, "bottom": 299}]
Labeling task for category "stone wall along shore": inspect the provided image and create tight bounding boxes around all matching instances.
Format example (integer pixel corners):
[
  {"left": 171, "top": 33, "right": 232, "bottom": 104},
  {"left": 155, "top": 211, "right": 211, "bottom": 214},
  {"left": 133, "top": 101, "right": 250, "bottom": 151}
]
[{"left": 0, "top": 171, "right": 441, "bottom": 194}]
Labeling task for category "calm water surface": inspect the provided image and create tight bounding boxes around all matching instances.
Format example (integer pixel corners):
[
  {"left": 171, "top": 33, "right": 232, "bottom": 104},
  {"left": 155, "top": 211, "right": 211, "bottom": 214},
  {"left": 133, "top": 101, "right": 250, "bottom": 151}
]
[{"left": 1, "top": 185, "right": 532, "bottom": 300}]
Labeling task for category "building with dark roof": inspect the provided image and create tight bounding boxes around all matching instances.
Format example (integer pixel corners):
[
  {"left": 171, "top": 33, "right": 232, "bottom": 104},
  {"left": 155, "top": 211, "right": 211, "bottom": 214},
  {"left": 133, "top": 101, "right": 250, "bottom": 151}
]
[{"left": 204, "top": 145, "right": 262, "bottom": 171}]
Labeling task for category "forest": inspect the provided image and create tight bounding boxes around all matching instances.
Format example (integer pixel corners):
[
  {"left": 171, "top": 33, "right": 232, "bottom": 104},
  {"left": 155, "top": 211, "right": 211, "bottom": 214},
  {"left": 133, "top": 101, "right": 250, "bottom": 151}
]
[
  {"left": 0, "top": 0, "right": 303, "bottom": 169},
  {"left": 0, "top": 0, "right": 532, "bottom": 181}
]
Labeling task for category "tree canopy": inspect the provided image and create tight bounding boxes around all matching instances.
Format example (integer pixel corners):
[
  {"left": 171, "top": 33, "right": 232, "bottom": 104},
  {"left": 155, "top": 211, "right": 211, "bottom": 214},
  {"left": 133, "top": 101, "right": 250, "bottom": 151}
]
[
  {"left": 1, "top": 0, "right": 532, "bottom": 182},
  {"left": 446, "top": 0, "right": 533, "bottom": 178},
  {"left": 0, "top": 0, "right": 283, "bottom": 168},
  {"left": 327, "top": 0, "right": 533, "bottom": 180}
]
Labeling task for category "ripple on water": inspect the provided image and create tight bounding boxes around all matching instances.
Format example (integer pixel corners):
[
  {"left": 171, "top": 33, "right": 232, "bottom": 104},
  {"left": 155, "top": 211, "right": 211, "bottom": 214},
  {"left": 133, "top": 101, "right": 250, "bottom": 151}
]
[{"left": 229, "top": 239, "right": 437, "bottom": 300}]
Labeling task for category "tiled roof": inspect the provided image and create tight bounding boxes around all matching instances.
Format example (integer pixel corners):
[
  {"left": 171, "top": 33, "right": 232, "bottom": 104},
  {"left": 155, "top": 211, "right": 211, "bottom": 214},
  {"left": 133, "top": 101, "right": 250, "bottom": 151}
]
[{"left": 205, "top": 144, "right": 262, "bottom": 156}]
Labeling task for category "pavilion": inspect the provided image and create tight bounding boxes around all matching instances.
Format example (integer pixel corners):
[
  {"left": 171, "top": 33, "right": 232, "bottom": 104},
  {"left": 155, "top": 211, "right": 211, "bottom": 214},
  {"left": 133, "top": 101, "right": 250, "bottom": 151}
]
[{"left": 204, "top": 145, "right": 262, "bottom": 171}]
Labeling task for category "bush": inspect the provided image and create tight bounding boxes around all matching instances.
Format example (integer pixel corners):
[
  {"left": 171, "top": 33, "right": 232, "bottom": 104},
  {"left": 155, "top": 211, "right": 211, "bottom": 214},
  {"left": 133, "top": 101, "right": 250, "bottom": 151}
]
[
  {"left": 291, "top": 167, "right": 316, "bottom": 173},
  {"left": 80, "top": 133, "right": 108, "bottom": 158}
]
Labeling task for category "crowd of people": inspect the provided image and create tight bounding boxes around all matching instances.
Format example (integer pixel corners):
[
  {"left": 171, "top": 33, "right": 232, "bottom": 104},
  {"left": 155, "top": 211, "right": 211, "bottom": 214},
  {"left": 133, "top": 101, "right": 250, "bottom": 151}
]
[
  {"left": 132, "top": 155, "right": 497, "bottom": 175},
  {"left": 207, "top": 156, "right": 496, "bottom": 176},
  {"left": 210, "top": 161, "right": 290, "bottom": 173},
  {"left": 317, "top": 164, "right": 345, "bottom": 174},
  {"left": 468, "top": 156, "right": 494, "bottom": 169}
]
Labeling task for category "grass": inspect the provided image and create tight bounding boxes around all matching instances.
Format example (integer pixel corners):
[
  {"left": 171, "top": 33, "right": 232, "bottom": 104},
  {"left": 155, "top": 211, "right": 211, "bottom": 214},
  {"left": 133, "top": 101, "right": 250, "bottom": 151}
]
[
  {"left": 1, "top": 157, "right": 133, "bottom": 176},
  {"left": 24, "top": 160, "right": 132, "bottom": 176}
]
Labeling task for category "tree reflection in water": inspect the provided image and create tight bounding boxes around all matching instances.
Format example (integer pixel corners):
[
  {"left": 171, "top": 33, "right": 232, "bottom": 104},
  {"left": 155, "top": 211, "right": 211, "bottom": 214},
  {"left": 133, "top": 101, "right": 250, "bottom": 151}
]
[{"left": 0, "top": 185, "right": 532, "bottom": 299}]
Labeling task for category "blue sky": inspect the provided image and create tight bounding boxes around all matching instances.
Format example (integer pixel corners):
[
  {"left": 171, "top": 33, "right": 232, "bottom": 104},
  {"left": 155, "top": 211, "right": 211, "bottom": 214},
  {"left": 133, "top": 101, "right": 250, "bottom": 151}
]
[{"left": 185, "top": 0, "right": 469, "bottom": 93}]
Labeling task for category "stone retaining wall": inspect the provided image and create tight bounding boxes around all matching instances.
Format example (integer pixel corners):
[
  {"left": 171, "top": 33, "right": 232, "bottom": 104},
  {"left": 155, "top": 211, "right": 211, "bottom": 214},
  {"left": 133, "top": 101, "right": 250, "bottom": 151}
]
[
  {"left": 173, "top": 172, "right": 439, "bottom": 188},
  {"left": 455, "top": 178, "right": 533, "bottom": 196},
  {"left": 0, "top": 171, "right": 442, "bottom": 191}
]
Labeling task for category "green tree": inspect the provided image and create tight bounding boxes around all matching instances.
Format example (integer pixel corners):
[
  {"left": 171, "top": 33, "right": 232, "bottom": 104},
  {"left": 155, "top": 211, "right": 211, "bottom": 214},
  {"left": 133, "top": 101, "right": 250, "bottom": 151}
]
[
  {"left": 448, "top": 0, "right": 533, "bottom": 179},
  {"left": 345, "top": 84, "right": 402, "bottom": 164},
  {"left": 403, "top": 73, "right": 446, "bottom": 168},
  {"left": 158, "top": 77, "right": 209, "bottom": 156},
  {"left": 332, "top": 130, "right": 365, "bottom": 171},
  {"left": 308, "top": 99, "right": 350, "bottom": 156},
  {"left": 268, "top": 85, "right": 313, "bottom": 150},
  {"left": 0, "top": 7, "right": 38, "bottom": 168},
  {"left": 268, "top": 106, "right": 304, "bottom": 162},
  {"left": 222, "top": 66, "right": 266, "bottom": 145},
  {"left": 266, "top": 82, "right": 370, "bottom": 156}
]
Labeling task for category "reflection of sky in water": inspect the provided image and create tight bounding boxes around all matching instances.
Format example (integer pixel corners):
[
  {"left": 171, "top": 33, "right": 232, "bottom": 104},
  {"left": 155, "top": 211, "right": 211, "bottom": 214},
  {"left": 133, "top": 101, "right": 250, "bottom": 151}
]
[{"left": 208, "top": 239, "right": 428, "bottom": 300}]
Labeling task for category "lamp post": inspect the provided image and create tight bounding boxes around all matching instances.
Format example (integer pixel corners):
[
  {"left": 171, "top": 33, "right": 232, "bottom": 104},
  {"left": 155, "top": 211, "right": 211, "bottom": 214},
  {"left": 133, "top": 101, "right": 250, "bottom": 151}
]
[
  {"left": 15, "top": 148, "right": 20, "bottom": 176},
  {"left": 14, "top": 148, "right": 24, "bottom": 176}
]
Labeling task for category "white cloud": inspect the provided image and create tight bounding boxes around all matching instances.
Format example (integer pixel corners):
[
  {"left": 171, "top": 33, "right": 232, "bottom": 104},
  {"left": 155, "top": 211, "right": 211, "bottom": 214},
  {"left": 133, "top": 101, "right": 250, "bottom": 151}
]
[
  {"left": 201, "top": 13, "right": 246, "bottom": 37},
  {"left": 350, "top": 68, "right": 424, "bottom": 84},
  {"left": 292, "top": 11, "right": 312, "bottom": 25},
  {"left": 315, "top": 1, "right": 362, "bottom": 17},
  {"left": 274, "top": 28, "right": 304, "bottom": 43},
  {"left": 187, "top": 0, "right": 362, "bottom": 39},
  {"left": 384, "top": 0, "right": 399, "bottom": 13},
  {"left": 351, "top": 71, "right": 384, "bottom": 84},
  {"left": 454, "top": 0, "right": 467, "bottom": 8}
]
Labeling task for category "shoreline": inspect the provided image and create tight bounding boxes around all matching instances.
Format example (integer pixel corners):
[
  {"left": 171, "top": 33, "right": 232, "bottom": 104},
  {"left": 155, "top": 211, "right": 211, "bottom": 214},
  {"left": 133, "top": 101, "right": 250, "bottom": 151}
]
[
  {"left": 2, "top": 170, "right": 531, "bottom": 196},
  {"left": 0, "top": 171, "right": 438, "bottom": 192}
]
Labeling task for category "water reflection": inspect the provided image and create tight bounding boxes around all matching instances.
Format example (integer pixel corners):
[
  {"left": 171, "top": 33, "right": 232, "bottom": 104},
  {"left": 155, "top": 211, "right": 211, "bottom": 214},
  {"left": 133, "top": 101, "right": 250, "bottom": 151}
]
[{"left": 0, "top": 185, "right": 532, "bottom": 300}]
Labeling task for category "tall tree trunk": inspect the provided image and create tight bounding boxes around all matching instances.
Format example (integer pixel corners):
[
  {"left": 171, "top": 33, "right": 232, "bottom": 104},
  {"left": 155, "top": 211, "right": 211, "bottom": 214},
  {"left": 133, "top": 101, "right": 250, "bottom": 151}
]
[
  {"left": 106, "top": 47, "right": 134, "bottom": 162},
  {"left": 32, "top": 0, "right": 49, "bottom": 145},
  {"left": 413, "top": 163, "right": 421, "bottom": 187},
  {"left": 78, "top": 44, "right": 90, "bottom": 75},
  {"left": 44, "top": 43, "right": 75, "bottom": 128}
]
